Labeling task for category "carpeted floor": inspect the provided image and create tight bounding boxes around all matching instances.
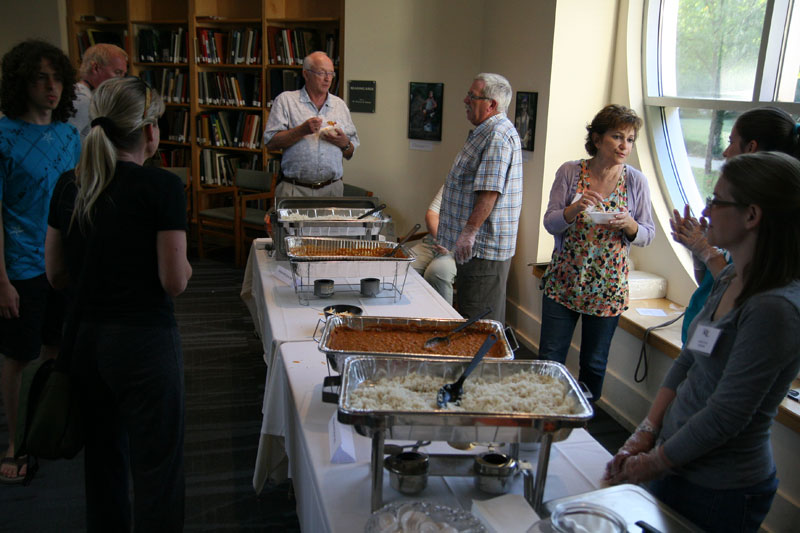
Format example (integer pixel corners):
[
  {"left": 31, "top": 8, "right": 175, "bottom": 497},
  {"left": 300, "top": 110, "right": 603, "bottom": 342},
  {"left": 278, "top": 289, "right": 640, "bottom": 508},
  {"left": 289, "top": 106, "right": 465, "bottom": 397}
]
[{"left": 0, "top": 257, "right": 300, "bottom": 532}]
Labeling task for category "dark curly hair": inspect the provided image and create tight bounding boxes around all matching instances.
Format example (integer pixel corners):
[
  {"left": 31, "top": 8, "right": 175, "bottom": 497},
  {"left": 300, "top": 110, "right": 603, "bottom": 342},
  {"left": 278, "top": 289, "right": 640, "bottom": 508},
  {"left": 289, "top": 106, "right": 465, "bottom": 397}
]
[
  {"left": 584, "top": 104, "right": 643, "bottom": 156},
  {"left": 1, "top": 39, "right": 77, "bottom": 122}
]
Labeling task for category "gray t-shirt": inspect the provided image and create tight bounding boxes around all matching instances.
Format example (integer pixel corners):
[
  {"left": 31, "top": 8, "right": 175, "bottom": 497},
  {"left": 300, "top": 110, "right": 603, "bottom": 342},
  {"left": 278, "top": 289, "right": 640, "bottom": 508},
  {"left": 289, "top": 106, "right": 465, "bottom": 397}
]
[{"left": 659, "top": 264, "right": 800, "bottom": 488}]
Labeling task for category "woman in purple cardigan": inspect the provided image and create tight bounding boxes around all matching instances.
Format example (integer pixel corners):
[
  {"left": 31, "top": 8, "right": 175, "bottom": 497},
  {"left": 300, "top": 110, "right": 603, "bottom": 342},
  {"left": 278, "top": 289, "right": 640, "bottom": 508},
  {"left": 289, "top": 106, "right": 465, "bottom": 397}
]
[{"left": 539, "top": 105, "right": 655, "bottom": 401}]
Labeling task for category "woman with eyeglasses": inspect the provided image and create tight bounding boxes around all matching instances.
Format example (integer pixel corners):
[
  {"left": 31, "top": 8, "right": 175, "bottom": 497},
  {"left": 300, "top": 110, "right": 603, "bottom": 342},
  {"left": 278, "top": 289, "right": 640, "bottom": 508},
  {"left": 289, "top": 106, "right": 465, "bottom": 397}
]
[
  {"left": 45, "top": 76, "right": 191, "bottom": 531},
  {"left": 606, "top": 151, "right": 800, "bottom": 532},
  {"left": 670, "top": 106, "right": 800, "bottom": 344},
  {"left": 539, "top": 104, "right": 655, "bottom": 402}
]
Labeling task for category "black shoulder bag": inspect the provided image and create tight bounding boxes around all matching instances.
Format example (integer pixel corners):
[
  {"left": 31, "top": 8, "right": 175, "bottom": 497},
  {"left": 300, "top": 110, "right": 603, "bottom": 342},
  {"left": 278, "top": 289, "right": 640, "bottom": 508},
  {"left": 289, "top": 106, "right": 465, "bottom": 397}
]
[{"left": 15, "top": 231, "right": 97, "bottom": 460}]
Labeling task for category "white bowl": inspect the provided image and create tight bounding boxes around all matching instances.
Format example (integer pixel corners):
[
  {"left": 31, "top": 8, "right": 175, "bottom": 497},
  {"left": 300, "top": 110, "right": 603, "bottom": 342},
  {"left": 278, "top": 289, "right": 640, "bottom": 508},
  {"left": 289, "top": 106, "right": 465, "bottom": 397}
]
[{"left": 586, "top": 211, "right": 622, "bottom": 224}]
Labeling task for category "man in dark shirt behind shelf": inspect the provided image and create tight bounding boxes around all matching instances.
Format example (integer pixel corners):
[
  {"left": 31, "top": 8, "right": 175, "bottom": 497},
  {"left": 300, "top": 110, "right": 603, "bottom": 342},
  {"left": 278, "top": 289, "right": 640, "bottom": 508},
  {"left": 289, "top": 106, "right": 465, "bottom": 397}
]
[
  {"left": 263, "top": 51, "right": 359, "bottom": 197},
  {"left": 68, "top": 43, "right": 128, "bottom": 142}
]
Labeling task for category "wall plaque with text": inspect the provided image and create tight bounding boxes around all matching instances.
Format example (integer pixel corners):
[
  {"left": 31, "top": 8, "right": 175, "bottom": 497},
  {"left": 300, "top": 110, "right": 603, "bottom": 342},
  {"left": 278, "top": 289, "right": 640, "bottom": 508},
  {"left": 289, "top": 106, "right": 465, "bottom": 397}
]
[{"left": 348, "top": 80, "right": 376, "bottom": 113}]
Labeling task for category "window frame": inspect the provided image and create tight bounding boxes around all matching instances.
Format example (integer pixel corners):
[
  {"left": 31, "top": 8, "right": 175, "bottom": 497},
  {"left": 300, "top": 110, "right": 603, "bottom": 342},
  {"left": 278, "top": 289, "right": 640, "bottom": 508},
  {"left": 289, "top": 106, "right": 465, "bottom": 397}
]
[{"left": 642, "top": 0, "right": 800, "bottom": 217}]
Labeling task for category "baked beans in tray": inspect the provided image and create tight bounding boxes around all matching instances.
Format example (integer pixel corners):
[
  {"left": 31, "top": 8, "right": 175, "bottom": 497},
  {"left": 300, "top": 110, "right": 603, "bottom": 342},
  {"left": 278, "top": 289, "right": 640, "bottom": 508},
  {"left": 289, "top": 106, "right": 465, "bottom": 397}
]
[
  {"left": 285, "top": 237, "right": 414, "bottom": 261},
  {"left": 317, "top": 315, "right": 515, "bottom": 372}
]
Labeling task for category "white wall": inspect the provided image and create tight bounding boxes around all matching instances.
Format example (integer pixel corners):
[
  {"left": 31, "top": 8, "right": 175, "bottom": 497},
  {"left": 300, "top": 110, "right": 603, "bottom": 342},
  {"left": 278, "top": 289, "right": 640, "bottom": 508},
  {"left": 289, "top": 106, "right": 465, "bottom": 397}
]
[{"left": 343, "top": 0, "right": 485, "bottom": 235}]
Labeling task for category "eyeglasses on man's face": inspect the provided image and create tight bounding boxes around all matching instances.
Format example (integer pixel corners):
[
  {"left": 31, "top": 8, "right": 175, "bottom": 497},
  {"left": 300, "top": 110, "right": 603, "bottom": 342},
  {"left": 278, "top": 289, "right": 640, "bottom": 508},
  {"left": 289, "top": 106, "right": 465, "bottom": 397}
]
[
  {"left": 306, "top": 69, "right": 336, "bottom": 79},
  {"left": 705, "top": 196, "right": 746, "bottom": 210},
  {"left": 466, "top": 92, "right": 491, "bottom": 102}
]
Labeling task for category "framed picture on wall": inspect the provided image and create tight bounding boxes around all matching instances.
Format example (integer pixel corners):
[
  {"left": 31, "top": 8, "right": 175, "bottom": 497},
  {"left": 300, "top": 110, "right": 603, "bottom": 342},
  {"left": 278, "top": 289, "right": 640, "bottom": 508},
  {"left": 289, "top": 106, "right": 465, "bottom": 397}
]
[
  {"left": 408, "top": 82, "right": 444, "bottom": 141},
  {"left": 514, "top": 91, "right": 538, "bottom": 151}
]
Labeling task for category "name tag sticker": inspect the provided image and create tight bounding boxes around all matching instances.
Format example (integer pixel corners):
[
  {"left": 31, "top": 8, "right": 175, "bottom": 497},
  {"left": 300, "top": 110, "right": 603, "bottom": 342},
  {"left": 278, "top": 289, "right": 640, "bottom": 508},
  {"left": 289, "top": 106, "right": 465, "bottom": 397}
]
[{"left": 687, "top": 325, "right": 722, "bottom": 355}]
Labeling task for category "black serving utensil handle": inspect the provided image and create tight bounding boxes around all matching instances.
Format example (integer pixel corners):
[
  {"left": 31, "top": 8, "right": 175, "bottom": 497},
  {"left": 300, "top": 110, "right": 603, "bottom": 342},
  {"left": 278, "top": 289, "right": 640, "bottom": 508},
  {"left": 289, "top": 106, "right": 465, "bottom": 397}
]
[
  {"left": 450, "top": 307, "right": 491, "bottom": 336},
  {"left": 389, "top": 223, "right": 421, "bottom": 257},
  {"left": 423, "top": 307, "right": 492, "bottom": 349},
  {"left": 437, "top": 333, "right": 497, "bottom": 407},
  {"left": 357, "top": 203, "right": 387, "bottom": 220}
]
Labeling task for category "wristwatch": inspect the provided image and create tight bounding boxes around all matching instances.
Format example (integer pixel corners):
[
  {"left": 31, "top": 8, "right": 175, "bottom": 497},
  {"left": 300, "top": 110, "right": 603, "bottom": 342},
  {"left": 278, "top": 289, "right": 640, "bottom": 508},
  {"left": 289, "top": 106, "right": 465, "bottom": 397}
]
[{"left": 341, "top": 141, "right": 351, "bottom": 153}]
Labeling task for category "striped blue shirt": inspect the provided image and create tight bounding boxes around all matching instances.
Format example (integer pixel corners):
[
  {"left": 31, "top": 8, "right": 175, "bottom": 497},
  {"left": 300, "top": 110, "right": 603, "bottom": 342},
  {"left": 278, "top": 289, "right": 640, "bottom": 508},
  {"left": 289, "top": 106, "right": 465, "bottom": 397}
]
[{"left": 438, "top": 114, "right": 523, "bottom": 261}]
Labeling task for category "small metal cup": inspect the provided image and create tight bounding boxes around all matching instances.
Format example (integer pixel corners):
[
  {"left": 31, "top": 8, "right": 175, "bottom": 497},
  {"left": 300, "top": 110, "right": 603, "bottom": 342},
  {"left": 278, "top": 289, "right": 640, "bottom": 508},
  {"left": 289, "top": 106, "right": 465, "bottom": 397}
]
[
  {"left": 384, "top": 451, "right": 429, "bottom": 495},
  {"left": 360, "top": 277, "right": 381, "bottom": 297},
  {"left": 313, "top": 279, "right": 335, "bottom": 298},
  {"left": 474, "top": 451, "right": 517, "bottom": 494}
]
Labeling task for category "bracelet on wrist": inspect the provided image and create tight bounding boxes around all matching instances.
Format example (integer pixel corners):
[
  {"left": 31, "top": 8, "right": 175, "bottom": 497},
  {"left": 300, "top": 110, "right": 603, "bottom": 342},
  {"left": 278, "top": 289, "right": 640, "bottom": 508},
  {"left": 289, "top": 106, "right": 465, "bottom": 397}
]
[
  {"left": 636, "top": 418, "right": 660, "bottom": 436},
  {"left": 341, "top": 141, "right": 351, "bottom": 153}
]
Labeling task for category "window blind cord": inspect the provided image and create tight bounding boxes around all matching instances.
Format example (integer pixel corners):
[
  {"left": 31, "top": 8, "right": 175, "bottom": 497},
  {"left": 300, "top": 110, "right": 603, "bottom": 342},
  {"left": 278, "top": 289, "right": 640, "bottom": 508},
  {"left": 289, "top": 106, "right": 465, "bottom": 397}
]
[{"left": 634, "top": 311, "right": 685, "bottom": 383}]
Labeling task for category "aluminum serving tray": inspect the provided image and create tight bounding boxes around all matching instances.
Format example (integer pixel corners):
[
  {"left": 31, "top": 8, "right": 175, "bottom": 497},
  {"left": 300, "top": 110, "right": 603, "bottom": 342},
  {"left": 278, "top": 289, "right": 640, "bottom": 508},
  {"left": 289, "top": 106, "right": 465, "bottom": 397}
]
[
  {"left": 277, "top": 208, "right": 390, "bottom": 238},
  {"left": 337, "top": 356, "right": 593, "bottom": 443},
  {"left": 318, "top": 315, "right": 514, "bottom": 372},
  {"left": 285, "top": 236, "right": 414, "bottom": 262}
]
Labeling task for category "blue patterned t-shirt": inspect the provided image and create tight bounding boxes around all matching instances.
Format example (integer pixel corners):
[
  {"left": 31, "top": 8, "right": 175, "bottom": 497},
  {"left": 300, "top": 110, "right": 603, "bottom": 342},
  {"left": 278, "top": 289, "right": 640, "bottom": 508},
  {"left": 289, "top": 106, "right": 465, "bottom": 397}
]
[{"left": 0, "top": 117, "right": 81, "bottom": 280}]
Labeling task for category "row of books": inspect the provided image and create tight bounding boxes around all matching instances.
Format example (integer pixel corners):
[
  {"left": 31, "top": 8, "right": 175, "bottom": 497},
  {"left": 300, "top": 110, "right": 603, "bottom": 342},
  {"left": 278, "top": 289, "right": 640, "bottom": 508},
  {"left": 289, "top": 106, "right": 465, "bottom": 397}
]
[
  {"left": 77, "top": 29, "right": 126, "bottom": 58},
  {"left": 266, "top": 26, "right": 323, "bottom": 66},
  {"left": 156, "top": 148, "right": 190, "bottom": 168},
  {"left": 140, "top": 68, "right": 189, "bottom": 104},
  {"left": 200, "top": 150, "right": 260, "bottom": 186},
  {"left": 195, "top": 28, "right": 262, "bottom": 65},
  {"left": 137, "top": 28, "right": 188, "bottom": 63},
  {"left": 198, "top": 71, "right": 261, "bottom": 107},
  {"left": 160, "top": 109, "right": 189, "bottom": 143},
  {"left": 196, "top": 111, "right": 262, "bottom": 150},
  {"left": 268, "top": 69, "right": 305, "bottom": 102}
]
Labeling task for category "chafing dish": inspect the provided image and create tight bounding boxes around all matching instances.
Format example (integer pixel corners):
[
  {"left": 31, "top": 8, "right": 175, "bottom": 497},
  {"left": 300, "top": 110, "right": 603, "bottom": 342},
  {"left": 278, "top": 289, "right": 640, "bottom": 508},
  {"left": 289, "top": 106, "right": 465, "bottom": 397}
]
[
  {"left": 336, "top": 356, "right": 591, "bottom": 442},
  {"left": 270, "top": 196, "right": 385, "bottom": 259},
  {"left": 286, "top": 237, "right": 414, "bottom": 303},
  {"left": 277, "top": 207, "right": 391, "bottom": 238},
  {"left": 327, "top": 356, "right": 593, "bottom": 513},
  {"left": 317, "top": 315, "right": 516, "bottom": 372}
]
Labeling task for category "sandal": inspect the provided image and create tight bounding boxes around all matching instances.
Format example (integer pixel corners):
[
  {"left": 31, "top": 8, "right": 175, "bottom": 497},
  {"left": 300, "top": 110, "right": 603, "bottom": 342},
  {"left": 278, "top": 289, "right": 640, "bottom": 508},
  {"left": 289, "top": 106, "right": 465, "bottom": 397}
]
[
  {"left": 0, "top": 456, "right": 38, "bottom": 485},
  {"left": 0, "top": 456, "right": 26, "bottom": 484}
]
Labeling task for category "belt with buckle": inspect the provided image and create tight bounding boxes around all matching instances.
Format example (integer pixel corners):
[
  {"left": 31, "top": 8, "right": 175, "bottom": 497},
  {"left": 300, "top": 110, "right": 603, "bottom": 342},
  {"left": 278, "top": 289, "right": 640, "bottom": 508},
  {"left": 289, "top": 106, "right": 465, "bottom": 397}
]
[{"left": 279, "top": 176, "right": 340, "bottom": 190}]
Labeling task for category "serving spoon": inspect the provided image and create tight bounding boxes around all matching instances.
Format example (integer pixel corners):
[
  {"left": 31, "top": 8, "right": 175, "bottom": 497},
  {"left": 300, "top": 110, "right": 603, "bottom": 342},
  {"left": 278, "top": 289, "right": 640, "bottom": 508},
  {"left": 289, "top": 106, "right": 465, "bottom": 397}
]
[
  {"left": 357, "top": 203, "right": 387, "bottom": 220},
  {"left": 423, "top": 307, "right": 491, "bottom": 349},
  {"left": 388, "top": 223, "right": 421, "bottom": 257},
  {"left": 436, "top": 333, "right": 497, "bottom": 408}
]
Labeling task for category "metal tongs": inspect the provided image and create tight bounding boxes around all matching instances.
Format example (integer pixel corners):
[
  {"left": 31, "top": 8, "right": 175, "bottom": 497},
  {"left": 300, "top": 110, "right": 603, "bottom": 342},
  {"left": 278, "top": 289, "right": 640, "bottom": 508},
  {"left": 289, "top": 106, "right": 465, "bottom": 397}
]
[
  {"left": 423, "top": 307, "right": 491, "bottom": 349},
  {"left": 357, "top": 203, "right": 387, "bottom": 220},
  {"left": 388, "top": 223, "right": 421, "bottom": 257},
  {"left": 436, "top": 333, "right": 497, "bottom": 408}
]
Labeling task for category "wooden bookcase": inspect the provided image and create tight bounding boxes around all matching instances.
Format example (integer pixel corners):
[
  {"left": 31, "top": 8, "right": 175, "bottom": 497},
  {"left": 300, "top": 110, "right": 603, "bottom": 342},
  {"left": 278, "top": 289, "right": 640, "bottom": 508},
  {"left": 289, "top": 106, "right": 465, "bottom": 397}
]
[{"left": 65, "top": 0, "right": 345, "bottom": 224}]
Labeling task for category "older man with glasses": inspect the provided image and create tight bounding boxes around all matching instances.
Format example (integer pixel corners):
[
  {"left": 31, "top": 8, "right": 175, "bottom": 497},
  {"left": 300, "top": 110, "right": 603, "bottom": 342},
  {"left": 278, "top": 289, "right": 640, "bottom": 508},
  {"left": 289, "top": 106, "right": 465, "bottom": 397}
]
[
  {"left": 437, "top": 73, "right": 523, "bottom": 324},
  {"left": 263, "top": 51, "right": 359, "bottom": 197}
]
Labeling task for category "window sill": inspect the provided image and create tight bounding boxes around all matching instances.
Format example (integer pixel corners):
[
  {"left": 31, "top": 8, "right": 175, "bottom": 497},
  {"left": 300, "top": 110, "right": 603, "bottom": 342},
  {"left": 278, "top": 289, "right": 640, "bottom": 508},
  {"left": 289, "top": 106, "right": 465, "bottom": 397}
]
[{"left": 531, "top": 265, "right": 800, "bottom": 435}]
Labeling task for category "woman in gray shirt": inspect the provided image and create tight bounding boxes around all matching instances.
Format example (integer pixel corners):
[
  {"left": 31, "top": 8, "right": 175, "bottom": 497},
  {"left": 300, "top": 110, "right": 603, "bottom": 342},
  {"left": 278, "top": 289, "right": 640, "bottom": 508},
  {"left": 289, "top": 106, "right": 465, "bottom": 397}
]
[{"left": 605, "top": 152, "right": 800, "bottom": 532}]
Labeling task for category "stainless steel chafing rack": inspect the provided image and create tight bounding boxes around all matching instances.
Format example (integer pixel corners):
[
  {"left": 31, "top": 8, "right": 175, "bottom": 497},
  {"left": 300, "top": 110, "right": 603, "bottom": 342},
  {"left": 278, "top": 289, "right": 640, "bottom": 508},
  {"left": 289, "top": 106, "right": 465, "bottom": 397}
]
[
  {"left": 277, "top": 208, "right": 390, "bottom": 238},
  {"left": 329, "top": 356, "right": 593, "bottom": 513},
  {"left": 285, "top": 237, "right": 415, "bottom": 304},
  {"left": 316, "top": 315, "right": 516, "bottom": 372}
]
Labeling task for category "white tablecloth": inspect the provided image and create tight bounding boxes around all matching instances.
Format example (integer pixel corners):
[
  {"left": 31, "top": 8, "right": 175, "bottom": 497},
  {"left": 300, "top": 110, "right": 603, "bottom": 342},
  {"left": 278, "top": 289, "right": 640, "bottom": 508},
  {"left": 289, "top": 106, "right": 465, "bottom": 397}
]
[
  {"left": 278, "top": 341, "right": 612, "bottom": 533},
  {"left": 241, "top": 241, "right": 463, "bottom": 491}
]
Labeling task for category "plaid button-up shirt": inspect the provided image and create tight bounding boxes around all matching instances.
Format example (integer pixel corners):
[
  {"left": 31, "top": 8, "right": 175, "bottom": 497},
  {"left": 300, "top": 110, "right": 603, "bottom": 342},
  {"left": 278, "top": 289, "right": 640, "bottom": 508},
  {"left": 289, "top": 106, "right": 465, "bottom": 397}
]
[{"left": 438, "top": 114, "right": 523, "bottom": 261}]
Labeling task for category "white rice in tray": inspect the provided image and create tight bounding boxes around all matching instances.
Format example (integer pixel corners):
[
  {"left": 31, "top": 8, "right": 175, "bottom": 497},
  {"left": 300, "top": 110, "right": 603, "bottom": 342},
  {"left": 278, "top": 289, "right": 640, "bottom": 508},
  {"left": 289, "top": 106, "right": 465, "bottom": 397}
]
[
  {"left": 280, "top": 213, "right": 378, "bottom": 221},
  {"left": 348, "top": 371, "right": 577, "bottom": 414}
]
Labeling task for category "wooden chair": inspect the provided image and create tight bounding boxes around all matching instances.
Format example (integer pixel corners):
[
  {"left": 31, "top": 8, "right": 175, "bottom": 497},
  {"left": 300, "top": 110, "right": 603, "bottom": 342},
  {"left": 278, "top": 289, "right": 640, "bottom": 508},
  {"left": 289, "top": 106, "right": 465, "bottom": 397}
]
[
  {"left": 236, "top": 168, "right": 277, "bottom": 265},
  {"left": 196, "top": 182, "right": 238, "bottom": 263},
  {"left": 196, "top": 168, "right": 276, "bottom": 266}
]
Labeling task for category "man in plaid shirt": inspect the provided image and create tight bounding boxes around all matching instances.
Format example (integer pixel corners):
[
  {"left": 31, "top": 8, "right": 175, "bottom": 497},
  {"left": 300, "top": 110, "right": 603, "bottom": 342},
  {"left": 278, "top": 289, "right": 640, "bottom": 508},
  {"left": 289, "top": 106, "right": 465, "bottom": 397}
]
[{"left": 437, "top": 73, "right": 522, "bottom": 324}]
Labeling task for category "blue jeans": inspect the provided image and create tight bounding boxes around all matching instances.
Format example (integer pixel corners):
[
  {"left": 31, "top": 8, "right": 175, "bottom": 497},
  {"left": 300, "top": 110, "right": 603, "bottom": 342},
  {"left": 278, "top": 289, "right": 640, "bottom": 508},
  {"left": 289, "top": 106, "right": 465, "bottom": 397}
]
[
  {"left": 538, "top": 296, "right": 619, "bottom": 401},
  {"left": 76, "top": 322, "right": 185, "bottom": 532},
  {"left": 649, "top": 472, "right": 778, "bottom": 532}
]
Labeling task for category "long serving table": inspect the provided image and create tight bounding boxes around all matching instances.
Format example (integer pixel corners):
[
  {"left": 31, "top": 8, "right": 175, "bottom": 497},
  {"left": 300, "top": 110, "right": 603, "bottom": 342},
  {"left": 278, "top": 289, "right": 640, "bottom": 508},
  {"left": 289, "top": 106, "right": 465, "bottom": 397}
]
[
  {"left": 277, "top": 341, "right": 612, "bottom": 532},
  {"left": 240, "top": 241, "right": 463, "bottom": 492}
]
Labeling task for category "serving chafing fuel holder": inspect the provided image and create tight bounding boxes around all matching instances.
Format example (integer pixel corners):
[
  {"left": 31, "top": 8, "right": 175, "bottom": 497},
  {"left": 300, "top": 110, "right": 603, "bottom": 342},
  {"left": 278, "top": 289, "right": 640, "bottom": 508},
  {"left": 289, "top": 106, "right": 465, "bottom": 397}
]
[
  {"left": 285, "top": 236, "right": 415, "bottom": 305},
  {"left": 329, "top": 356, "right": 594, "bottom": 514}
]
